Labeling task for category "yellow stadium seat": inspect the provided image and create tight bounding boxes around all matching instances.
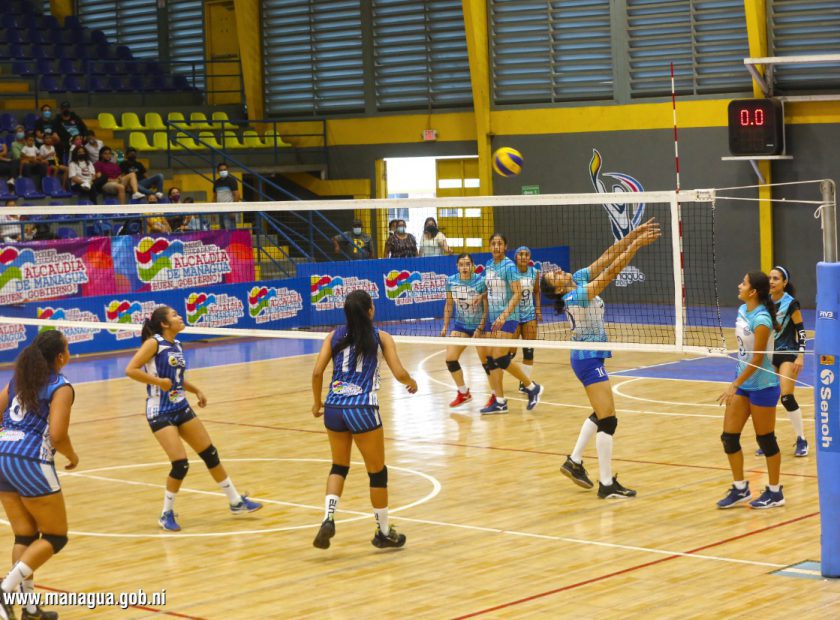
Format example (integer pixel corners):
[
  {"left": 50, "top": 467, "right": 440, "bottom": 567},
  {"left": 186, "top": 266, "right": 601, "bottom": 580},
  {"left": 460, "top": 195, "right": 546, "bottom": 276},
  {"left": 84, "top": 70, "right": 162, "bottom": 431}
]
[
  {"left": 198, "top": 131, "right": 223, "bottom": 149},
  {"left": 174, "top": 132, "right": 202, "bottom": 150},
  {"left": 242, "top": 130, "right": 266, "bottom": 148},
  {"left": 221, "top": 131, "right": 244, "bottom": 149},
  {"left": 144, "top": 112, "right": 166, "bottom": 130},
  {"left": 152, "top": 132, "right": 182, "bottom": 151},
  {"left": 98, "top": 112, "right": 118, "bottom": 130},
  {"left": 167, "top": 112, "right": 187, "bottom": 128},
  {"left": 190, "top": 112, "right": 212, "bottom": 129},
  {"left": 121, "top": 112, "right": 142, "bottom": 130},
  {"left": 129, "top": 132, "right": 153, "bottom": 151},
  {"left": 211, "top": 111, "right": 233, "bottom": 129},
  {"left": 264, "top": 130, "right": 292, "bottom": 148}
]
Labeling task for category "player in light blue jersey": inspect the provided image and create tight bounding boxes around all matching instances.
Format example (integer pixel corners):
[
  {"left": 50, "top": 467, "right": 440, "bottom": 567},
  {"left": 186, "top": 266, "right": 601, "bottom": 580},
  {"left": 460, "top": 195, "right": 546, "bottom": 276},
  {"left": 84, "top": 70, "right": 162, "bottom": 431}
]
[
  {"left": 0, "top": 330, "right": 77, "bottom": 620},
  {"left": 312, "top": 290, "right": 418, "bottom": 550},
  {"left": 511, "top": 246, "right": 541, "bottom": 393},
  {"left": 441, "top": 253, "right": 488, "bottom": 407},
  {"left": 716, "top": 271, "right": 784, "bottom": 510},
  {"left": 542, "top": 218, "right": 660, "bottom": 500},
  {"left": 126, "top": 306, "right": 262, "bottom": 532},
  {"left": 477, "top": 233, "right": 543, "bottom": 414}
]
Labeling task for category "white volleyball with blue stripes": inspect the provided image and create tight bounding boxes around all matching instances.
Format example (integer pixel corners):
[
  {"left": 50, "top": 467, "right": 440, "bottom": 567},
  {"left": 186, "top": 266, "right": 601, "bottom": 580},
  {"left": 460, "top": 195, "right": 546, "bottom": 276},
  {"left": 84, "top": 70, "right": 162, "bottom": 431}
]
[{"left": 492, "top": 147, "right": 523, "bottom": 177}]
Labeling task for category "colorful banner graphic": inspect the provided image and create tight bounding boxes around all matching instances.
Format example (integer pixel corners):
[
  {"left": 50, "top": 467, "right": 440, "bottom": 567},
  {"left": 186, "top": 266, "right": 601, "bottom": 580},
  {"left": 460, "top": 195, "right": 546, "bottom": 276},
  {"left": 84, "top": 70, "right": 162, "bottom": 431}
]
[{"left": 248, "top": 285, "right": 304, "bottom": 323}]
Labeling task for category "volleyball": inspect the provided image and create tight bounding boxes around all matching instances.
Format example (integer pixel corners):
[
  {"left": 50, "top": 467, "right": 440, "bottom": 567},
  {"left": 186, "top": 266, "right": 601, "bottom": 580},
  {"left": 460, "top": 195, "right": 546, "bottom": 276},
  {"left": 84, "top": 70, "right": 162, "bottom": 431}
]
[{"left": 492, "top": 147, "right": 523, "bottom": 177}]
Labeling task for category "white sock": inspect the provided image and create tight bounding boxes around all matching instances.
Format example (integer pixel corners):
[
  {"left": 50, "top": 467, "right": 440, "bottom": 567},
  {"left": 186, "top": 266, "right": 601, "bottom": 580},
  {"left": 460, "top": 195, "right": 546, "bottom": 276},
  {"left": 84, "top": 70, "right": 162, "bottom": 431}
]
[
  {"left": 526, "top": 382, "right": 536, "bottom": 391},
  {"left": 596, "top": 432, "right": 614, "bottom": 486},
  {"left": 734, "top": 480, "right": 747, "bottom": 490},
  {"left": 325, "top": 494, "right": 340, "bottom": 521},
  {"left": 163, "top": 490, "right": 176, "bottom": 514},
  {"left": 497, "top": 397, "right": 507, "bottom": 405},
  {"left": 373, "top": 507, "right": 389, "bottom": 533},
  {"left": 522, "top": 365, "right": 533, "bottom": 379},
  {"left": 457, "top": 385, "right": 468, "bottom": 394},
  {"left": 21, "top": 578, "right": 36, "bottom": 614},
  {"left": 2, "top": 562, "right": 32, "bottom": 593},
  {"left": 218, "top": 477, "right": 241, "bottom": 504},
  {"left": 769, "top": 483, "right": 781, "bottom": 493},
  {"left": 787, "top": 407, "right": 805, "bottom": 439},
  {"left": 571, "top": 416, "right": 598, "bottom": 464}
]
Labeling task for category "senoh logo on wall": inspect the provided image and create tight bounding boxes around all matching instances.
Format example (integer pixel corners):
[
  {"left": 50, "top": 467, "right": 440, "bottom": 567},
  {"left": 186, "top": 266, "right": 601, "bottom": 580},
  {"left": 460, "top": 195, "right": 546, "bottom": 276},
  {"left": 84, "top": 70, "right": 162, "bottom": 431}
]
[
  {"left": 0, "top": 323, "right": 26, "bottom": 351},
  {"left": 310, "top": 275, "right": 379, "bottom": 311},
  {"left": 248, "top": 286, "right": 303, "bottom": 323},
  {"left": 135, "top": 237, "right": 232, "bottom": 291},
  {"left": 36, "top": 307, "right": 101, "bottom": 343},
  {"left": 0, "top": 246, "right": 89, "bottom": 304},
  {"left": 185, "top": 292, "right": 243, "bottom": 327},
  {"left": 384, "top": 270, "right": 447, "bottom": 306},
  {"left": 819, "top": 361, "right": 837, "bottom": 452},
  {"left": 105, "top": 299, "right": 158, "bottom": 340}
]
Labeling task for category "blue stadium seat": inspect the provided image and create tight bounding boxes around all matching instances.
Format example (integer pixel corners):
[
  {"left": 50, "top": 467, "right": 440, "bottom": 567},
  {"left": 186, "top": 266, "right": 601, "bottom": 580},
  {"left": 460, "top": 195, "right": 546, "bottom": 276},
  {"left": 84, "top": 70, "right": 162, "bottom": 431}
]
[
  {"left": 42, "top": 177, "right": 73, "bottom": 199},
  {"left": 90, "top": 30, "right": 109, "bottom": 46},
  {"left": 56, "top": 227, "right": 77, "bottom": 239},
  {"left": 63, "top": 75, "right": 85, "bottom": 93},
  {"left": 36, "top": 58, "right": 57, "bottom": 75},
  {"left": 88, "top": 75, "right": 107, "bottom": 92},
  {"left": 15, "top": 177, "right": 45, "bottom": 199},
  {"left": 0, "top": 182, "right": 15, "bottom": 201},
  {"left": 12, "top": 60, "right": 33, "bottom": 76},
  {"left": 64, "top": 16, "right": 81, "bottom": 30},
  {"left": 23, "top": 113, "right": 37, "bottom": 131},
  {"left": 116, "top": 45, "right": 133, "bottom": 61},
  {"left": 58, "top": 58, "right": 79, "bottom": 75},
  {"left": 0, "top": 113, "right": 16, "bottom": 132},
  {"left": 40, "top": 75, "right": 61, "bottom": 93},
  {"left": 1, "top": 15, "right": 17, "bottom": 30}
]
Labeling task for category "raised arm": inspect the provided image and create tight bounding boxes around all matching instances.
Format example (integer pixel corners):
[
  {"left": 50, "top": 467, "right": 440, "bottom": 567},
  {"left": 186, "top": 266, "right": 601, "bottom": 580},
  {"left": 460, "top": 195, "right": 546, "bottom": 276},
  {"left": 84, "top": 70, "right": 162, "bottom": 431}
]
[
  {"left": 585, "top": 225, "right": 660, "bottom": 299},
  {"left": 586, "top": 218, "right": 658, "bottom": 278}
]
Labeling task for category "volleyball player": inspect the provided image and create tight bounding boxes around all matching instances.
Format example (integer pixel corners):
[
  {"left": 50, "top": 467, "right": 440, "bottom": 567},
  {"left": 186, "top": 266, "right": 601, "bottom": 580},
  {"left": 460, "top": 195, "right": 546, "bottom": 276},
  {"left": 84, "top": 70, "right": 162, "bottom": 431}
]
[
  {"left": 542, "top": 218, "right": 660, "bottom": 499},
  {"left": 125, "top": 306, "right": 262, "bottom": 532},
  {"left": 478, "top": 233, "right": 543, "bottom": 415},
  {"left": 311, "top": 290, "right": 417, "bottom": 549},
  {"left": 0, "top": 331, "right": 76, "bottom": 620},
  {"left": 717, "top": 272, "right": 784, "bottom": 509},
  {"left": 511, "top": 246, "right": 540, "bottom": 393},
  {"left": 440, "top": 253, "right": 488, "bottom": 407}
]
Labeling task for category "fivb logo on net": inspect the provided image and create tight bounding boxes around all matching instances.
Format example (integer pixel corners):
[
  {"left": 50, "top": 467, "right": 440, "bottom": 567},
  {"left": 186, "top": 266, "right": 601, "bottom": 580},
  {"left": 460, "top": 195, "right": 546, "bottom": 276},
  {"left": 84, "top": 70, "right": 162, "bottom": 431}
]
[
  {"left": 820, "top": 366, "right": 836, "bottom": 450},
  {"left": 589, "top": 149, "right": 646, "bottom": 288}
]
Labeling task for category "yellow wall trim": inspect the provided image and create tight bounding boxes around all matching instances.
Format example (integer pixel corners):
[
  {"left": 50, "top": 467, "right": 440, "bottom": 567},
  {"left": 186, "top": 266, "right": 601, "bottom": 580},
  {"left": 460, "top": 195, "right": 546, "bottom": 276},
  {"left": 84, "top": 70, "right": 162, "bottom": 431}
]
[{"left": 284, "top": 173, "right": 370, "bottom": 199}]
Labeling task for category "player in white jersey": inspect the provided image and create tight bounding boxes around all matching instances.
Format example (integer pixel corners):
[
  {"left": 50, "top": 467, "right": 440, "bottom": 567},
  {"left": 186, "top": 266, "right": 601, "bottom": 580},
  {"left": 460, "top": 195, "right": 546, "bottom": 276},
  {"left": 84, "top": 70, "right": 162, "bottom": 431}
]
[
  {"left": 311, "top": 290, "right": 418, "bottom": 549},
  {"left": 125, "top": 306, "right": 262, "bottom": 532},
  {"left": 716, "top": 272, "right": 784, "bottom": 510},
  {"left": 542, "top": 218, "right": 660, "bottom": 499}
]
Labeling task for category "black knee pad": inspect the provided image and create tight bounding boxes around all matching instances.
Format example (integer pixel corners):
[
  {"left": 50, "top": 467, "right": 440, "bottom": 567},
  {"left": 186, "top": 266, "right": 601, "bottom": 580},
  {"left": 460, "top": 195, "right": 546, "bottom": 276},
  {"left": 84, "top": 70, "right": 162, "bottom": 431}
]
[
  {"left": 523, "top": 348, "right": 534, "bottom": 361},
  {"left": 720, "top": 432, "right": 742, "bottom": 454},
  {"left": 588, "top": 412, "right": 598, "bottom": 424},
  {"left": 756, "top": 432, "right": 780, "bottom": 457},
  {"left": 14, "top": 534, "right": 39, "bottom": 547},
  {"left": 330, "top": 463, "right": 349, "bottom": 478},
  {"left": 596, "top": 416, "right": 617, "bottom": 435},
  {"left": 495, "top": 353, "right": 513, "bottom": 370},
  {"left": 169, "top": 458, "right": 189, "bottom": 480},
  {"left": 446, "top": 360, "right": 461, "bottom": 373},
  {"left": 198, "top": 444, "right": 220, "bottom": 469},
  {"left": 368, "top": 466, "right": 388, "bottom": 488},
  {"left": 780, "top": 394, "right": 799, "bottom": 412},
  {"left": 41, "top": 533, "right": 68, "bottom": 554},
  {"left": 482, "top": 357, "right": 498, "bottom": 375}
]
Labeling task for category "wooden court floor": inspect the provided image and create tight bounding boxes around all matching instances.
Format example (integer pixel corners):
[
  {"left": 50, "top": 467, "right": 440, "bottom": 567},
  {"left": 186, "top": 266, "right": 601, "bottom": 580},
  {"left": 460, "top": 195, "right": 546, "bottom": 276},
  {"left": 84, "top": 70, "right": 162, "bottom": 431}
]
[{"left": 3, "top": 341, "right": 837, "bottom": 619}]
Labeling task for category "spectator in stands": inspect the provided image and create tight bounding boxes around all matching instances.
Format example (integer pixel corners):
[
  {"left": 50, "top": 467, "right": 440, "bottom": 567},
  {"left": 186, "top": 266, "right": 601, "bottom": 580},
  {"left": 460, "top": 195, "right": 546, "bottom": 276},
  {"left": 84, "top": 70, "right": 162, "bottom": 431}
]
[
  {"left": 94, "top": 147, "right": 144, "bottom": 204},
  {"left": 333, "top": 219, "right": 374, "bottom": 259},
  {"left": 388, "top": 218, "right": 398, "bottom": 237},
  {"left": 120, "top": 147, "right": 164, "bottom": 197},
  {"left": 68, "top": 146, "right": 96, "bottom": 202},
  {"left": 212, "top": 162, "right": 240, "bottom": 230},
  {"left": 0, "top": 199, "right": 31, "bottom": 243},
  {"left": 84, "top": 130, "right": 104, "bottom": 161},
  {"left": 145, "top": 194, "right": 172, "bottom": 234},
  {"left": 10, "top": 125, "right": 26, "bottom": 161},
  {"left": 57, "top": 101, "right": 88, "bottom": 143},
  {"left": 167, "top": 187, "right": 182, "bottom": 204},
  {"left": 419, "top": 217, "right": 449, "bottom": 257},
  {"left": 384, "top": 219, "right": 418, "bottom": 258},
  {"left": 34, "top": 104, "right": 67, "bottom": 159},
  {"left": 19, "top": 134, "right": 48, "bottom": 185},
  {"left": 0, "top": 142, "right": 15, "bottom": 192},
  {"left": 39, "top": 134, "right": 68, "bottom": 189}
]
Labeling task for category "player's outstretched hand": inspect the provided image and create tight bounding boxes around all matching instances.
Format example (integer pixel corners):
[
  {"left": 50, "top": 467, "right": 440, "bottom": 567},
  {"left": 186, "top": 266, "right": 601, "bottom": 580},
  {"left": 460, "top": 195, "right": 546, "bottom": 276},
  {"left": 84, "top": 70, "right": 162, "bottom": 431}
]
[
  {"left": 406, "top": 378, "right": 418, "bottom": 394},
  {"left": 717, "top": 383, "right": 737, "bottom": 406},
  {"left": 637, "top": 227, "right": 661, "bottom": 247},
  {"left": 65, "top": 451, "right": 79, "bottom": 470},
  {"left": 158, "top": 377, "right": 173, "bottom": 391},
  {"left": 440, "top": 326, "right": 447, "bottom": 337},
  {"left": 312, "top": 402, "right": 324, "bottom": 417},
  {"left": 196, "top": 390, "right": 207, "bottom": 408}
]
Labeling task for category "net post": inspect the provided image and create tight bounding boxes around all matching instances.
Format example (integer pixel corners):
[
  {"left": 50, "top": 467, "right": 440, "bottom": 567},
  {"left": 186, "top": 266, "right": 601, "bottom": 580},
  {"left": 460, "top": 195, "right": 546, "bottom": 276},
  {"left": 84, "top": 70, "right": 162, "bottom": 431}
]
[
  {"left": 670, "top": 194, "right": 685, "bottom": 350},
  {"left": 815, "top": 179, "right": 839, "bottom": 577}
]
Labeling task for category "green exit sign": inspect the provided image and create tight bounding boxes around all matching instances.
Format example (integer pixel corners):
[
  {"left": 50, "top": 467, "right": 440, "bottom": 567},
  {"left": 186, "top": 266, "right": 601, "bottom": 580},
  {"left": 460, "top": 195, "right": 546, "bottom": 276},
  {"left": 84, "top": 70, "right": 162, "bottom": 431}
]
[{"left": 521, "top": 185, "right": 540, "bottom": 195}]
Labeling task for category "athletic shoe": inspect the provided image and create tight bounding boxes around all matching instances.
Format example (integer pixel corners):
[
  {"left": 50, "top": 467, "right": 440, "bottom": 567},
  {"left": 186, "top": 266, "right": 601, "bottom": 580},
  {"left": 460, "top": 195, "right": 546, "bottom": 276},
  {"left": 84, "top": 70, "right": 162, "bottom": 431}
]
[
  {"left": 483, "top": 394, "right": 497, "bottom": 409},
  {"left": 371, "top": 526, "right": 406, "bottom": 549},
  {"left": 449, "top": 390, "right": 472, "bottom": 408},
  {"left": 21, "top": 606, "right": 57, "bottom": 619},
  {"left": 597, "top": 475, "right": 637, "bottom": 499},
  {"left": 560, "top": 456, "right": 594, "bottom": 489},
  {"left": 159, "top": 510, "right": 181, "bottom": 531},
  {"left": 5, "top": 178, "right": 14, "bottom": 191},
  {"left": 525, "top": 383, "right": 542, "bottom": 411},
  {"left": 230, "top": 495, "right": 263, "bottom": 514},
  {"left": 480, "top": 400, "right": 508, "bottom": 415},
  {"left": 155, "top": 192, "right": 164, "bottom": 199},
  {"left": 755, "top": 447, "right": 764, "bottom": 456},
  {"left": 795, "top": 437, "right": 809, "bottom": 457},
  {"left": 716, "top": 483, "right": 752, "bottom": 509},
  {"left": 750, "top": 486, "right": 785, "bottom": 509},
  {"left": 131, "top": 191, "right": 145, "bottom": 200},
  {"left": 518, "top": 382, "right": 527, "bottom": 393},
  {"left": 313, "top": 518, "right": 336, "bottom": 549}
]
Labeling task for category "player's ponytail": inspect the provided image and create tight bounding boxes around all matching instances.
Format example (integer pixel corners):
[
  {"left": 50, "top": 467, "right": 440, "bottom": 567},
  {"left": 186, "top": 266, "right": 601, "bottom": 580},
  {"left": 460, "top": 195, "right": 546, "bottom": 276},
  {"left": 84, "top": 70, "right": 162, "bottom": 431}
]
[
  {"left": 142, "top": 306, "right": 171, "bottom": 341},
  {"left": 748, "top": 271, "right": 779, "bottom": 331},
  {"left": 773, "top": 265, "right": 796, "bottom": 296},
  {"left": 14, "top": 330, "right": 66, "bottom": 415},
  {"left": 540, "top": 274, "right": 565, "bottom": 314},
  {"left": 335, "top": 290, "right": 377, "bottom": 358}
]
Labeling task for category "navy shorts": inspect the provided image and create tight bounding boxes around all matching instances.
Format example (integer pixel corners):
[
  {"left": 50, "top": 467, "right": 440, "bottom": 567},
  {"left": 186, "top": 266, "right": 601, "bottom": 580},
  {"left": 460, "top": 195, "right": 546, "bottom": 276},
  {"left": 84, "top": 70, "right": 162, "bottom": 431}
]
[
  {"left": 735, "top": 384, "right": 781, "bottom": 408},
  {"left": 0, "top": 455, "right": 61, "bottom": 497},
  {"left": 772, "top": 352, "right": 798, "bottom": 368},
  {"left": 148, "top": 406, "right": 197, "bottom": 432},
  {"left": 451, "top": 322, "right": 476, "bottom": 337},
  {"left": 324, "top": 405, "right": 382, "bottom": 434},
  {"left": 571, "top": 356, "right": 609, "bottom": 387}
]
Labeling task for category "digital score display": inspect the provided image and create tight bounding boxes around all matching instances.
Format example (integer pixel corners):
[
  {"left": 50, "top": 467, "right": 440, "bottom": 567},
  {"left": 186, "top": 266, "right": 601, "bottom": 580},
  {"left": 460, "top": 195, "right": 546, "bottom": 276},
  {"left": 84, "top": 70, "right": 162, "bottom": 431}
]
[{"left": 728, "top": 99, "right": 785, "bottom": 156}]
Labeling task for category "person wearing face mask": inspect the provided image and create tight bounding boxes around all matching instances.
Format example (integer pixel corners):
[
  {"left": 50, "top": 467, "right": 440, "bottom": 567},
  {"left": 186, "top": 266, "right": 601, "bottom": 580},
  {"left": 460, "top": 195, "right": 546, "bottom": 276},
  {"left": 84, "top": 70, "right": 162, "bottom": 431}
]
[
  {"left": 10, "top": 126, "right": 27, "bottom": 163},
  {"left": 212, "top": 162, "right": 240, "bottom": 230},
  {"left": 332, "top": 219, "right": 374, "bottom": 259},
  {"left": 120, "top": 147, "right": 165, "bottom": 198},
  {"left": 93, "top": 147, "right": 145, "bottom": 204},
  {"left": 384, "top": 219, "right": 417, "bottom": 258},
  {"left": 34, "top": 104, "right": 68, "bottom": 159},
  {"left": 0, "top": 141, "right": 15, "bottom": 192},
  {"left": 68, "top": 146, "right": 97, "bottom": 202},
  {"left": 418, "top": 217, "right": 449, "bottom": 257}
]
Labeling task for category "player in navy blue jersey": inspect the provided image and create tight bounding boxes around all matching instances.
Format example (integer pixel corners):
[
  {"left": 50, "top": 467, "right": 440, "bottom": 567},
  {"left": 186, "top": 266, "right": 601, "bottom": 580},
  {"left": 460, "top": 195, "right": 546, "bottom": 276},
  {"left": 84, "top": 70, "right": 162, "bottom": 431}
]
[
  {"left": 440, "top": 253, "right": 488, "bottom": 407},
  {"left": 125, "top": 306, "right": 262, "bottom": 532},
  {"left": 511, "top": 246, "right": 541, "bottom": 393},
  {"left": 542, "top": 218, "right": 660, "bottom": 499},
  {"left": 311, "top": 290, "right": 418, "bottom": 550},
  {"left": 0, "top": 330, "right": 77, "bottom": 620}
]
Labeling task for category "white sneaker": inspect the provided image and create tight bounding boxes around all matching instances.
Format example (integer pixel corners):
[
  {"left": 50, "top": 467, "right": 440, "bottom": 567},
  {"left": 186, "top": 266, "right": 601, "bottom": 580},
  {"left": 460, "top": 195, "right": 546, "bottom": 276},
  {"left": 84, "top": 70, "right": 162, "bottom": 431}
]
[
  {"left": 155, "top": 192, "right": 164, "bottom": 199},
  {"left": 131, "top": 192, "right": 145, "bottom": 199},
  {"left": 80, "top": 182, "right": 91, "bottom": 190},
  {"left": 6, "top": 178, "right": 14, "bottom": 189}
]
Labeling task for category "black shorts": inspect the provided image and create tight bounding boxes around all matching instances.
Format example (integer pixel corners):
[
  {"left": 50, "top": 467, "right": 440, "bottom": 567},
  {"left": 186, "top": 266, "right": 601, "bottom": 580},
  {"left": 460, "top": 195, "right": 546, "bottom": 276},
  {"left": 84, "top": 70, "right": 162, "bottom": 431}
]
[
  {"left": 773, "top": 352, "right": 798, "bottom": 368},
  {"left": 148, "top": 406, "right": 197, "bottom": 432}
]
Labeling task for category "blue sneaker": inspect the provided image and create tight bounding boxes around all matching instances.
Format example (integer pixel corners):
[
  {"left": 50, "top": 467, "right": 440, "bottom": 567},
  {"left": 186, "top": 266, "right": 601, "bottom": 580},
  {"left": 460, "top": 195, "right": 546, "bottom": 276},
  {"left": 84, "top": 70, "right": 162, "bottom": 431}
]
[
  {"left": 159, "top": 510, "right": 181, "bottom": 531},
  {"left": 794, "top": 437, "right": 809, "bottom": 457},
  {"left": 480, "top": 400, "right": 508, "bottom": 415},
  {"left": 750, "top": 486, "right": 785, "bottom": 509},
  {"left": 716, "top": 483, "right": 751, "bottom": 509},
  {"left": 525, "top": 383, "right": 543, "bottom": 411},
  {"left": 755, "top": 447, "right": 764, "bottom": 456},
  {"left": 230, "top": 495, "right": 263, "bottom": 514}
]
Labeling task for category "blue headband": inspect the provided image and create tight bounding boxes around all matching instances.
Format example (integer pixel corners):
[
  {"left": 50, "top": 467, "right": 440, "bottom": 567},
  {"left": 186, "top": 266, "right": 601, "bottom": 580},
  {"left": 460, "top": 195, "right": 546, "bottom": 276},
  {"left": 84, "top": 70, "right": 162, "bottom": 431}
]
[
  {"left": 515, "top": 246, "right": 530, "bottom": 255},
  {"left": 774, "top": 265, "right": 790, "bottom": 281}
]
